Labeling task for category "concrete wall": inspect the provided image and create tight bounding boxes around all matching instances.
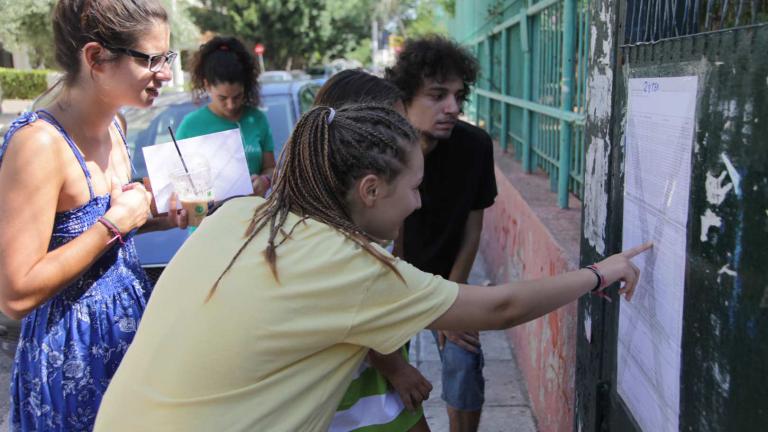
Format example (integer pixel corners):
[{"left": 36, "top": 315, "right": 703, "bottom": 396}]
[{"left": 480, "top": 157, "right": 582, "bottom": 432}]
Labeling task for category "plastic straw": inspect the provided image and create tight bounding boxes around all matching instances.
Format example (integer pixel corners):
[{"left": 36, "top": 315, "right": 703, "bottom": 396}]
[{"left": 168, "top": 126, "right": 199, "bottom": 195}]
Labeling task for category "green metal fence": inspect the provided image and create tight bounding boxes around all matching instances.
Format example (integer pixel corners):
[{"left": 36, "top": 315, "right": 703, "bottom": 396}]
[{"left": 451, "top": 0, "right": 590, "bottom": 208}]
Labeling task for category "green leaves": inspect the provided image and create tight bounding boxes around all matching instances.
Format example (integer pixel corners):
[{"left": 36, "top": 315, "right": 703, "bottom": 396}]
[
  {"left": 0, "top": 0, "right": 56, "bottom": 68},
  {"left": 0, "top": 67, "right": 50, "bottom": 99},
  {"left": 188, "top": 0, "right": 375, "bottom": 69},
  {"left": 0, "top": 0, "right": 202, "bottom": 69}
]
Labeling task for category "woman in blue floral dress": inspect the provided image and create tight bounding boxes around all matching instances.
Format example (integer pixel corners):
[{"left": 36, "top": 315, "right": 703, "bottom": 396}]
[{"left": 0, "top": 0, "right": 186, "bottom": 430}]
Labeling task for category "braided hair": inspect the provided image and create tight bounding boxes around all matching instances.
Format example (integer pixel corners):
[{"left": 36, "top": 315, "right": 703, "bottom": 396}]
[
  {"left": 314, "top": 69, "right": 403, "bottom": 108},
  {"left": 207, "top": 104, "right": 418, "bottom": 301},
  {"left": 189, "top": 36, "right": 260, "bottom": 106}
]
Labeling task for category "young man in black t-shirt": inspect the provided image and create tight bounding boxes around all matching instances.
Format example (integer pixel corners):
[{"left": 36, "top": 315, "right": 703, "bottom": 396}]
[{"left": 387, "top": 36, "right": 498, "bottom": 432}]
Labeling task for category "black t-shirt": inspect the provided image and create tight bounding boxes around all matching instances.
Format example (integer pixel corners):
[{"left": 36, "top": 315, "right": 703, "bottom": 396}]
[{"left": 402, "top": 121, "right": 498, "bottom": 279}]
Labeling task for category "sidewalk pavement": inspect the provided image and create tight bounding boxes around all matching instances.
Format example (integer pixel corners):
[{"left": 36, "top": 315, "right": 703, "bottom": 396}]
[
  {"left": 411, "top": 330, "right": 538, "bottom": 432},
  {"left": 412, "top": 254, "right": 538, "bottom": 432}
]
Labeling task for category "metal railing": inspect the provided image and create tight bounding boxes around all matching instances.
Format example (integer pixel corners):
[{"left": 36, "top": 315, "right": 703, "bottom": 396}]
[
  {"left": 625, "top": 0, "right": 768, "bottom": 44},
  {"left": 453, "top": 0, "right": 590, "bottom": 208}
]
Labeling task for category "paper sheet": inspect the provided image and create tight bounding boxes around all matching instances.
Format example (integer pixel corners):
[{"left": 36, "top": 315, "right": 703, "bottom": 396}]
[
  {"left": 143, "top": 128, "right": 253, "bottom": 213},
  {"left": 619, "top": 76, "right": 698, "bottom": 432}
]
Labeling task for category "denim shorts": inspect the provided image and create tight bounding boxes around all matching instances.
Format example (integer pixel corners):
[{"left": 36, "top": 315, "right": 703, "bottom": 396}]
[{"left": 431, "top": 330, "right": 485, "bottom": 411}]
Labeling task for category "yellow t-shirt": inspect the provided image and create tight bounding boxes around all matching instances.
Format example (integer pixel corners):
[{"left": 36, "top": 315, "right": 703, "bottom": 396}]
[{"left": 94, "top": 197, "right": 459, "bottom": 432}]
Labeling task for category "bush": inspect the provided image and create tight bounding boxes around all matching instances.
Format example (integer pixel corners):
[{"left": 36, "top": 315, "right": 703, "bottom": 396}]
[{"left": 0, "top": 68, "right": 51, "bottom": 100}]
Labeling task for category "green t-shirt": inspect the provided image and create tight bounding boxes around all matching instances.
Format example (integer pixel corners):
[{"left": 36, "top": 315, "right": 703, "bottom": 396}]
[{"left": 176, "top": 105, "right": 274, "bottom": 175}]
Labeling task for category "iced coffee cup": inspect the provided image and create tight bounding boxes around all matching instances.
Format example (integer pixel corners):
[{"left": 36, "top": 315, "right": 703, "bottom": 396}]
[{"left": 170, "top": 161, "right": 215, "bottom": 228}]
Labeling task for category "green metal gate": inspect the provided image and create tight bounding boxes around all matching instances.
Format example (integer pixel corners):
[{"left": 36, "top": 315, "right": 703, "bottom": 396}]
[
  {"left": 453, "top": 0, "right": 591, "bottom": 208},
  {"left": 577, "top": 1, "right": 768, "bottom": 431}
]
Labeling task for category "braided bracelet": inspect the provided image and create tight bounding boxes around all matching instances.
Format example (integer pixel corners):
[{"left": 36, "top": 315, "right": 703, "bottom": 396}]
[{"left": 98, "top": 216, "right": 125, "bottom": 245}]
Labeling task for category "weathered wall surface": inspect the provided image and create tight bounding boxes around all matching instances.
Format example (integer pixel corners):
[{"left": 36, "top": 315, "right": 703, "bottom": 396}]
[
  {"left": 574, "top": 0, "right": 619, "bottom": 431},
  {"left": 481, "top": 160, "right": 581, "bottom": 432}
]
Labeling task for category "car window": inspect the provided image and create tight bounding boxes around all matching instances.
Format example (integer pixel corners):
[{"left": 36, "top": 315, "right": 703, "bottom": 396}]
[
  {"left": 125, "top": 102, "right": 197, "bottom": 181},
  {"left": 153, "top": 109, "right": 185, "bottom": 149},
  {"left": 299, "top": 84, "right": 318, "bottom": 114},
  {"left": 261, "top": 94, "right": 295, "bottom": 157},
  {"left": 124, "top": 109, "right": 160, "bottom": 158},
  {"left": 123, "top": 91, "right": 296, "bottom": 181}
]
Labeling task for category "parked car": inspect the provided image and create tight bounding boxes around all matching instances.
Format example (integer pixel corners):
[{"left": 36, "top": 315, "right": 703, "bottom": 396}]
[
  {"left": 124, "top": 79, "right": 320, "bottom": 281},
  {"left": 258, "top": 70, "right": 293, "bottom": 83},
  {"left": 289, "top": 69, "right": 311, "bottom": 81}
]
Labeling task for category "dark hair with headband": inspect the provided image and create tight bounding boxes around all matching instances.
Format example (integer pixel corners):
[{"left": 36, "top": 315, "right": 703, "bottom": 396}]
[
  {"left": 207, "top": 104, "right": 419, "bottom": 300},
  {"left": 189, "top": 36, "right": 260, "bottom": 106},
  {"left": 314, "top": 69, "right": 403, "bottom": 108}
]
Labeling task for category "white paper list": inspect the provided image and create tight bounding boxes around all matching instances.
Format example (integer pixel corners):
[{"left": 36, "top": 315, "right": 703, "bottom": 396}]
[{"left": 619, "top": 75, "right": 698, "bottom": 432}]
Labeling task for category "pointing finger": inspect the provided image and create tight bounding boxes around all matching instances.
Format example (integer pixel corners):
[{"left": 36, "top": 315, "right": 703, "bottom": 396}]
[{"left": 622, "top": 241, "right": 653, "bottom": 259}]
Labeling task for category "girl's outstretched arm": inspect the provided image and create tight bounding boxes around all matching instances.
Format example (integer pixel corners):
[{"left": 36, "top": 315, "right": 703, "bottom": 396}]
[{"left": 428, "top": 243, "right": 652, "bottom": 331}]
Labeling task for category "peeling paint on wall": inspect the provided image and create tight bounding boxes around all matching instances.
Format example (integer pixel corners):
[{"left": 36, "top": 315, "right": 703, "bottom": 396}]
[
  {"left": 712, "top": 362, "right": 731, "bottom": 393},
  {"left": 705, "top": 171, "right": 734, "bottom": 205},
  {"left": 584, "top": 138, "right": 609, "bottom": 254},
  {"left": 700, "top": 209, "right": 723, "bottom": 242},
  {"left": 710, "top": 314, "right": 721, "bottom": 338},
  {"left": 717, "top": 264, "right": 737, "bottom": 284},
  {"left": 720, "top": 152, "right": 742, "bottom": 196},
  {"left": 583, "top": 314, "right": 592, "bottom": 344},
  {"left": 577, "top": 0, "right": 617, "bottom": 430},
  {"left": 582, "top": 0, "right": 615, "bottom": 257}
]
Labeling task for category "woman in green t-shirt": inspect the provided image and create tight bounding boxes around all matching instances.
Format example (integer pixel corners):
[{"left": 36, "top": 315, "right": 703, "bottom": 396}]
[{"left": 176, "top": 36, "right": 275, "bottom": 196}]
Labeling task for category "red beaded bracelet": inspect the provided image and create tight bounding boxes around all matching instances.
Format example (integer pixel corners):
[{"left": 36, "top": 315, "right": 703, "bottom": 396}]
[
  {"left": 261, "top": 175, "right": 272, "bottom": 189},
  {"left": 98, "top": 216, "right": 125, "bottom": 245}
]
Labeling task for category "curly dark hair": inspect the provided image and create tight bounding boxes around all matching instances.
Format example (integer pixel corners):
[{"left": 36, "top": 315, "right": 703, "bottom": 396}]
[
  {"left": 385, "top": 35, "right": 479, "bottom": 104},
  {"left": 189, "top": 36, "right": 260, "bottom": 106}
]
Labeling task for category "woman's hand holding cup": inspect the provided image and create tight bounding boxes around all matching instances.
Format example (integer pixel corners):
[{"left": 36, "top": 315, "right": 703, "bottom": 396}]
[
  {"left": 164, "top": 192, "right": 189, "bottom": 230},
  {"left": 142, "top": 177, "right": 189, "bottom": 230}
]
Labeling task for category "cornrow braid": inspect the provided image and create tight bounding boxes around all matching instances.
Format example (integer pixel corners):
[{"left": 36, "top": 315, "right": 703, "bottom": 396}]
[{"left": 207, "top": 104, "right": 418, "bottom": 301}]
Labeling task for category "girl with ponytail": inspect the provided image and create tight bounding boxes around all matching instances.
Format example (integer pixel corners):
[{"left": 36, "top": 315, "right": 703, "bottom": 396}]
[{"left": 96, "top": 104, "right": 649, "bottom": 431}]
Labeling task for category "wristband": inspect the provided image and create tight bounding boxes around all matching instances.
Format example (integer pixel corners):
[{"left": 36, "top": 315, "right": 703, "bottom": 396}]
[
  {"left": 98, "top": 216, "right": 125, "bottom": 245},
  {"left": 584, "top": 264, "right": 605, "bottom": 292}
]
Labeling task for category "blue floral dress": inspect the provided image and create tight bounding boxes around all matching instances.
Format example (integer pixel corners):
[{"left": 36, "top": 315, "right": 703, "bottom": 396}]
[{"left": 0, "top": 110, "right": 153, "bottom": 431}]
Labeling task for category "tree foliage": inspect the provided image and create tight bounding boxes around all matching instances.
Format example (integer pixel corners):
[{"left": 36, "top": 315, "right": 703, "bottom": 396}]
[
  {"left": 164, "top": 0, "right": 203, "bottom": 51},
  {"left": 188, "top": 0, "right": 375, "bottom": 70},
  {"left": 0, "top": 0, "right": 56, "bottom": 68},
  {"left": 0, "top": 0, "right": 199, "bottom": 70},
  {"left": 380, "top": 0, "right": 455, "bottom": 39}
]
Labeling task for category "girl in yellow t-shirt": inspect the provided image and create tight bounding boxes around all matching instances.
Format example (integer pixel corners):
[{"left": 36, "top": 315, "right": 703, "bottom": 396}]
[
  {"left": 315, "top": 70, "right": 433, "bottom": 432},
  {"left": 95, "top": 105, "right": 650, "bottom": 432}
]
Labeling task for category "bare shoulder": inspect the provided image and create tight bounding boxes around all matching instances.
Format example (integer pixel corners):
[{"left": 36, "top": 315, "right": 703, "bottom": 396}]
[
  {"left": 0, "top": 120, "right": 66, "bottom": 188},
  {"left": 2, "top": 120, "right": 64, "bottom": 168}
]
